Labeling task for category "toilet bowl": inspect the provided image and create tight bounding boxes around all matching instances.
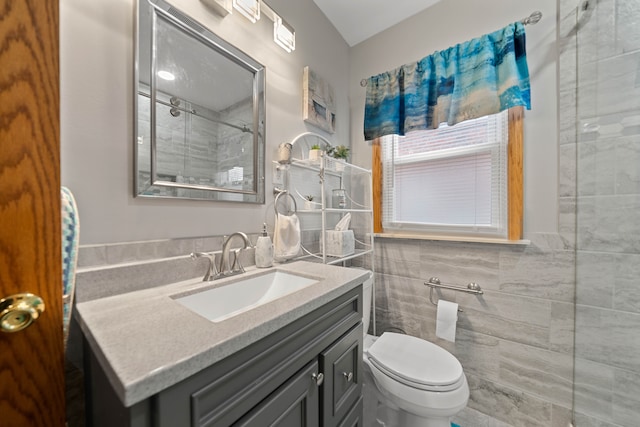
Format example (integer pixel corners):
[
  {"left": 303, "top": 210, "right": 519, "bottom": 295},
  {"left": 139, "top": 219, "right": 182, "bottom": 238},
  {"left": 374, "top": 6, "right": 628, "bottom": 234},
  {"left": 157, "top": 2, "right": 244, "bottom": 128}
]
[{"left": 360, "top": 271, "right": 469, "bottom": 427}]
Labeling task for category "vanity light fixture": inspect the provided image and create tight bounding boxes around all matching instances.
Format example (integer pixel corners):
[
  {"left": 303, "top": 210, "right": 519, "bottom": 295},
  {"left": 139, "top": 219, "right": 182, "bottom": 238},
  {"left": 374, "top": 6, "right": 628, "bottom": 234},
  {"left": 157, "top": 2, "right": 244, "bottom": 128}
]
[
  {"left": 272, "top": 15, "right": 295, "bottom": 52},
  {"left": 200, "top": 0, "right": 232, "bottom": 17},
  {"left": 202, "top": 0, "right": 295, "bottom": 53},
  {"left": 261, "top": 1, "right": 295, "bottom": 53},
  {"left": 157, "top": 70, "right": 176, "bottom": 81},
  {"left": 233, "top": 0, "right": 260, "bottom": 23}
]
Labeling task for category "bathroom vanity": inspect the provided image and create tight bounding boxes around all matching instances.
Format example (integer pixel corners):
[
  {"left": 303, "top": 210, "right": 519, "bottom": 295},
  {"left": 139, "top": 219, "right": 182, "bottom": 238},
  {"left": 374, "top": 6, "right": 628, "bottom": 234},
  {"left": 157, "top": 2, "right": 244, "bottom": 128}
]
[{"left": 77, "top": 261, "right": 366, "bottom": 427}]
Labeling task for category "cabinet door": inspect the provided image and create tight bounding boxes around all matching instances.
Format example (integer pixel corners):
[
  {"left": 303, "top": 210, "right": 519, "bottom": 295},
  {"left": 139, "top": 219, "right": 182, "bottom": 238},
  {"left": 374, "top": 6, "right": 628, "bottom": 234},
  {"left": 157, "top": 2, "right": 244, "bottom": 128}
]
[
  {"left": 320, "top": 324, "right": 363, "bottom": 427},
  {"left": 234, "top": 361, "right": 320, "bottom": 427},
  {"left": 337, "top": 397, "right": 363, "bottom": 427}
]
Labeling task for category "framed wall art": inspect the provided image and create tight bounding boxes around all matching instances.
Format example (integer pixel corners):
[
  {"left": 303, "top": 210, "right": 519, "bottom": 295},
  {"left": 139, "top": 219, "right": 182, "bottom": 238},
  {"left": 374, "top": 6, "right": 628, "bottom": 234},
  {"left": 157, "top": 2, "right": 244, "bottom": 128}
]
[{"left": 302, "top": 66, "right": 336, "bottom": 134}]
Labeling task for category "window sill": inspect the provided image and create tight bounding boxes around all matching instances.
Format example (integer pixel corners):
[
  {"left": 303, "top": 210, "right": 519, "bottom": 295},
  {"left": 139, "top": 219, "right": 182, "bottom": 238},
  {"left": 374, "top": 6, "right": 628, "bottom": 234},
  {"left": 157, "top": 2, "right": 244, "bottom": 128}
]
[{"left": 373, "top": 232, "right": 530, "bottom": 246}]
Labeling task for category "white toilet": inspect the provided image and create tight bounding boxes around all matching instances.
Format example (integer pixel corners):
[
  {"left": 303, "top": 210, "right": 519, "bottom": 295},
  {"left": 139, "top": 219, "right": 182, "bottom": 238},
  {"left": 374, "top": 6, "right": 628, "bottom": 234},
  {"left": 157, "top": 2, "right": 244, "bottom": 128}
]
[{"left": 361, "top": 272, "right": 469, "bottom": 427}]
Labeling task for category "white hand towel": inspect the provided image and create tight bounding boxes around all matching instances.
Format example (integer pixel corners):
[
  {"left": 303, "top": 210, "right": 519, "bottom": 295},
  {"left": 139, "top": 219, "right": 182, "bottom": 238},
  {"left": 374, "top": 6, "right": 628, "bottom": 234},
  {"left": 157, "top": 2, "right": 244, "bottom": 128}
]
[{"left": 273, "top": 213, "right": 301, "bottom": 260}]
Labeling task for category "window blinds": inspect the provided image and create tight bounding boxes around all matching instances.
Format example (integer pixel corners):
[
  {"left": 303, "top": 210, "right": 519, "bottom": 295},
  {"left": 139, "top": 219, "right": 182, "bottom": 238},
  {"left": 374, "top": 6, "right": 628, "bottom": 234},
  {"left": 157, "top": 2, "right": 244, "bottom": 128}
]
[{"left": 381, "top": 110, "right": 508, "bottom": 237}]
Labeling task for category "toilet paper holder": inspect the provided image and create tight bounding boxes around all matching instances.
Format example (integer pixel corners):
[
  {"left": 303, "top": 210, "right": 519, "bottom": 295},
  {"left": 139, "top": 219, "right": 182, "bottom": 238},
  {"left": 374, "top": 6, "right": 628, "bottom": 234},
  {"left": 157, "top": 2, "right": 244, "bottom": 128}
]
[{"left": 424, "top": 277, "right": 484, "bottom": 312}]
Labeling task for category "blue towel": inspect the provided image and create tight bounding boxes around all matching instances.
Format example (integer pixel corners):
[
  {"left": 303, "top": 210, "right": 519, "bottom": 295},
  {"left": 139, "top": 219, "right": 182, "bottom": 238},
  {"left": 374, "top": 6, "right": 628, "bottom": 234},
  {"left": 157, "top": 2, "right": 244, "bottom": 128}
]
[{"left": 61, "top": 186, "right": 80, "bottom": 347}]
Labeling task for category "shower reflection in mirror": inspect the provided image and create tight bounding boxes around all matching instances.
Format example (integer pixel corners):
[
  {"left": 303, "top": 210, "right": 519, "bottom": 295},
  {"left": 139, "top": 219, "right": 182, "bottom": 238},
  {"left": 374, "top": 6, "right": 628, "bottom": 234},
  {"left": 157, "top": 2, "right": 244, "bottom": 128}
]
[{"left": 135, "top": 0, "right": 265, "bottom": 203}]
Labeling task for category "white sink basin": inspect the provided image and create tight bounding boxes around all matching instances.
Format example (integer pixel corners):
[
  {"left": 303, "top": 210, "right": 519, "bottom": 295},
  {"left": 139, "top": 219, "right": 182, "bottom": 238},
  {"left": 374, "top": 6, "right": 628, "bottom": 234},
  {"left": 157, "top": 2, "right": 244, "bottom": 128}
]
[{"left": 174, "top": 270, "right": 320, "bottom": 322}]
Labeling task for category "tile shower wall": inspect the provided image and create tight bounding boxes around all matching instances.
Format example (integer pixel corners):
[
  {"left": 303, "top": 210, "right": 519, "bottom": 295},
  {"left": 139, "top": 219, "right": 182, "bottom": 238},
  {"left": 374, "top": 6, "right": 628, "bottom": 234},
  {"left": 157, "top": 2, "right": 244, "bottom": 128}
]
[
  {"left": 563, "top": 0, "right": 640, "bottom": 425},
  {"left": 137, "top": 92, "right": 253, "bottom": 199},
  {"left": 371, "top": 234, "right": 575, "bottom": 427}
]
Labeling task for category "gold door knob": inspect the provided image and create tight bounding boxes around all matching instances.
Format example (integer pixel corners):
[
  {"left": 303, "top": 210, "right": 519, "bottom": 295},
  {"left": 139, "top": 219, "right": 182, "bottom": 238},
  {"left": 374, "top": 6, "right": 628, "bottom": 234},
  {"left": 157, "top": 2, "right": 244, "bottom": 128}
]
[{"left": 0, "top": 293, "right": 45, "bottom": 333}]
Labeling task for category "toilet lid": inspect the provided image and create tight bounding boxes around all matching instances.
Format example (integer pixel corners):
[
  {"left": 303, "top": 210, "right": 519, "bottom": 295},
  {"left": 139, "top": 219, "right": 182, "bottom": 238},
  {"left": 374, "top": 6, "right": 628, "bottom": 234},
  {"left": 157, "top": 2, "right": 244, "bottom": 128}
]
[{"left": 367, "top": 333, "right": 464, "bottom": 391}]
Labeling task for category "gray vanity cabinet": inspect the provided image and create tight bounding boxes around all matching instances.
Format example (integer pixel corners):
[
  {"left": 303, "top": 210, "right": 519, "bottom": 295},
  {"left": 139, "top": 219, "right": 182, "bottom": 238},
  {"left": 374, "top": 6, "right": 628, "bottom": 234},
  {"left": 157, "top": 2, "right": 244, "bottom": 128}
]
[{"left": 85, "top": 285, "right": 363, "bottom": 427}]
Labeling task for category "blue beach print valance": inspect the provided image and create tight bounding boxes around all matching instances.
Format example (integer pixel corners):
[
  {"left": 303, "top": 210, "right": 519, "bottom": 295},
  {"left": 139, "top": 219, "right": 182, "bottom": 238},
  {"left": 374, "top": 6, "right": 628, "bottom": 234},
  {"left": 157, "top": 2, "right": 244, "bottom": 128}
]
[{"left": 364, "top": 22, "right": 531, "bottom": 140}]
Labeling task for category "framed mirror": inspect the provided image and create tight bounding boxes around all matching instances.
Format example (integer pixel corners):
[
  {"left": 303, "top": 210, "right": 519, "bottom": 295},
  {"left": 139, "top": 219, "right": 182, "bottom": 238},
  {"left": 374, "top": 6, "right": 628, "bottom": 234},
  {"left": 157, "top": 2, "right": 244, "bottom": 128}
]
[{"left": 135, "top": 0, "right": 265, "bottom": 203}]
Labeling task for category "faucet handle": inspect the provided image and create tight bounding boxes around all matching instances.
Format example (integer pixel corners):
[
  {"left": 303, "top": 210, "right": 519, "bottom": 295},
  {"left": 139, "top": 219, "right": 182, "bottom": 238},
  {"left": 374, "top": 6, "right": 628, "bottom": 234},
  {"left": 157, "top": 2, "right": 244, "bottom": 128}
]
[
  {"left": 231, "top": 249, "right": 246, "bottom": 274},
  {"left": 190, "top": 252, "right": 219, "bottom": 281}
]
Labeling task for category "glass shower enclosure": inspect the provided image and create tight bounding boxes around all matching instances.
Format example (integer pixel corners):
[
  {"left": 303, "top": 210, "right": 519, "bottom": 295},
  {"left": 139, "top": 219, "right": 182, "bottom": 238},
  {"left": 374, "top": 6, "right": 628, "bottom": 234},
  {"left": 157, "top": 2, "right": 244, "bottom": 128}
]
[{"left": 569, "top": 0, "right": 640, "bottom": 425}]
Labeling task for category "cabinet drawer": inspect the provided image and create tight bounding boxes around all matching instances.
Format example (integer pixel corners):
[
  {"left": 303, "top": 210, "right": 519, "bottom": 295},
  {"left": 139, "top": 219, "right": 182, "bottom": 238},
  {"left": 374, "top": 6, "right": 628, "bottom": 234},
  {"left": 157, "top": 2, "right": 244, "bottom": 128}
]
[{"left": 320, "top": 323, "right": 363, "bottom": 426}]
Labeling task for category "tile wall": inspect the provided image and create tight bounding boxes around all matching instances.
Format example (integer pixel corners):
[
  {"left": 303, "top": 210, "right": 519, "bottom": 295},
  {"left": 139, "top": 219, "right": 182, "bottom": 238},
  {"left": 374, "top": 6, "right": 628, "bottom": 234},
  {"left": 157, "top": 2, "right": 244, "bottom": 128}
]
[
  {"left": 137, "top": 92, "right": 254, "bottom": 198},
  {"left": 565, "top": 0, "right": 640, "bottom": 425},
  {"left": 368, "top": 234, "right": 575, "bottom": 427}
]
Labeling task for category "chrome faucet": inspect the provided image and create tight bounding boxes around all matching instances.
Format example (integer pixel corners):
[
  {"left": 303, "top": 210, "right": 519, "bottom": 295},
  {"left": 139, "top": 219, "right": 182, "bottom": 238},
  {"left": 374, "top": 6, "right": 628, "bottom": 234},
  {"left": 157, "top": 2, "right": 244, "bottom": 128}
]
[
  {"left": 190, "top": 252, "right": 218, "bottom": 281},
  {"left": 218, "top": 232, "right": 252, "bottom": 278}
]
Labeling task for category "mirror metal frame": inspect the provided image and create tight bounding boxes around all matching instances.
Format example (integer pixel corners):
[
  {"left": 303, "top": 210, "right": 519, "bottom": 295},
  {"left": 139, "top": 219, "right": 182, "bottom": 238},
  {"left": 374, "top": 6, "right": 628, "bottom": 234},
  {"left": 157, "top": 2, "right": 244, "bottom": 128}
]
[{"left": 134, "top": 0, "right": 266, "bottom": 203}]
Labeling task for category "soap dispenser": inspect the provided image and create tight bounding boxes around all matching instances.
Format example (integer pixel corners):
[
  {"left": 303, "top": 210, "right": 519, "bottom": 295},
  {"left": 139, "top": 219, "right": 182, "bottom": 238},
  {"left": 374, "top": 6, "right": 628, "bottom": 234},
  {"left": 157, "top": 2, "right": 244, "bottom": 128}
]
[{"left": 255, "top": 223, "right": 273, "bottom": 268}]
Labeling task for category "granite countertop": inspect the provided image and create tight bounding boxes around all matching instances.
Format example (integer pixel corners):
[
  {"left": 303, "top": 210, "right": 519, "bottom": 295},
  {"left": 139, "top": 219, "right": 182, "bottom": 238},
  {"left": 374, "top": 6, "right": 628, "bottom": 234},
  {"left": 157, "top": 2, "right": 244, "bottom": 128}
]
[{"left": 75, "top": 261, "right": 367, "bottom": 407}]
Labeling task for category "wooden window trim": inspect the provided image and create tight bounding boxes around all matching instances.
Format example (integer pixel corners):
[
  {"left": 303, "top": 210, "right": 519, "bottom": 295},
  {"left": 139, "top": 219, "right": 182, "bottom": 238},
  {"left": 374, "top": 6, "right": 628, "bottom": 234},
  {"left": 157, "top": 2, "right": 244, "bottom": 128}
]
[
  {"left": 507, "top": 106, "right": 524, "bottom": 240},
  {"left": 371, "top": 139, "right": 383, "bottom": 233},
  {"left": 371, "top": 106, "right": 524, "bottom": 240}
]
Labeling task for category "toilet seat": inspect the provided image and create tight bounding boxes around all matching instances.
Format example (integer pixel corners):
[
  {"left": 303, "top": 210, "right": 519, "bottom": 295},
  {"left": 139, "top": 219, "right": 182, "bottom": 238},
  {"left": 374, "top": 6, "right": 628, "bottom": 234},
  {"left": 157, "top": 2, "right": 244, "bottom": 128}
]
[{"left": 366, "top": 333, "right": 464, "bottom": 392}]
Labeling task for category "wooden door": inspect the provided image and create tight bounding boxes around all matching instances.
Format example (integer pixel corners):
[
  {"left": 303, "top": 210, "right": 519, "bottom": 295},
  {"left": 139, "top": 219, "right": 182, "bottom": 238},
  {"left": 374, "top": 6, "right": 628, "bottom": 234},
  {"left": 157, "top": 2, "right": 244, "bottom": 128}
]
[{"left": 0, "top": 1, "right": 64, "bottom": 426}]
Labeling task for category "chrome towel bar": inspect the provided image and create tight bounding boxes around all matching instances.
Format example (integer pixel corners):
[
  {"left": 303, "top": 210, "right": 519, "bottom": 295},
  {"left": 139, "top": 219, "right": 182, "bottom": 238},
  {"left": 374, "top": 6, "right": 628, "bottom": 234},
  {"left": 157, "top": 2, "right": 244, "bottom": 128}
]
[
  {"left": 424, "top": 277, "right": 483, "bottom": 312},
  {"left": 425, "top": 277, "right": 483, "bottom": 294}
]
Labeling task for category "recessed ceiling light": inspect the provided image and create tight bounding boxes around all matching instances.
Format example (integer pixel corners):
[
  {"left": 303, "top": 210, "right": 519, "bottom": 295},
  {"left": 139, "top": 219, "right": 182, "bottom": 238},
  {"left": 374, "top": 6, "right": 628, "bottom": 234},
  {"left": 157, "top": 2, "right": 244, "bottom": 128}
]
[{"left": 157, "top": 70, "right": 175, "bottom": 81}]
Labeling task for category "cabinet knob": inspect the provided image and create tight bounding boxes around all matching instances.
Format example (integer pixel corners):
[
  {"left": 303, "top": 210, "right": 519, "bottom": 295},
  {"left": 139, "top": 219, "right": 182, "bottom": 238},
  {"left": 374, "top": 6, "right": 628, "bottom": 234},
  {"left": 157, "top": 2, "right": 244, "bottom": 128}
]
[
  {"left": 311, "top": 372, "right": 324, "bottom": 386},
  {"left": 343, "top": 371, "right": 353, "bottom": 382}
]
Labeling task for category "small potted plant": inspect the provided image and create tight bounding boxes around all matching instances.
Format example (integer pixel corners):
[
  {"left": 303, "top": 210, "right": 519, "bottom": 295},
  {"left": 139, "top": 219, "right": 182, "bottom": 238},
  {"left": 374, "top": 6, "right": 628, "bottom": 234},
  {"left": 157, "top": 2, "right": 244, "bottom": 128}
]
[
  {"left": 327, "top": 144, "right": 349, "bottom": 171},
  {"left": 308, "top": 144, "right": 322, "bottom": 161},
  {"left": 303, "top": 195, "right": 316, "bottom": 210}
]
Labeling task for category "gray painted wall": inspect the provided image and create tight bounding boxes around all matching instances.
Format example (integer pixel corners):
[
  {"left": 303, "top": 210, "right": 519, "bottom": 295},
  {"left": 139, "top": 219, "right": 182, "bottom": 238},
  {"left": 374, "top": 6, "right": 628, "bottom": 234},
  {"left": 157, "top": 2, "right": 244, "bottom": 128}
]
[
  {"left": 61, "top": 0, "right": 350, "bottom": 244},
  {"left": 348, "top": 0, "right": 559, "bottom": 234}
]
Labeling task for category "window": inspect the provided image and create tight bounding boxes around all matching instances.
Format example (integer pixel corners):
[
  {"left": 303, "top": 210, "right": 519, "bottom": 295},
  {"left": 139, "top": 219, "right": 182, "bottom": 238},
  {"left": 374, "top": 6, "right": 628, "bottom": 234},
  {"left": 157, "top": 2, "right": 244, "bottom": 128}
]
[{"left": 372, "top": 107, "right": 523, "bottom": 240}]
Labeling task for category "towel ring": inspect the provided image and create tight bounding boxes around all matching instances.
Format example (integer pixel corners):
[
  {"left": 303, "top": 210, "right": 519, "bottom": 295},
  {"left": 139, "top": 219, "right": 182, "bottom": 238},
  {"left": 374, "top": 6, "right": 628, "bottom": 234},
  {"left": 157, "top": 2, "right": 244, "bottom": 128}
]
[{"left": 274, "top": 190, "right": 297, "bottom": 216}]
